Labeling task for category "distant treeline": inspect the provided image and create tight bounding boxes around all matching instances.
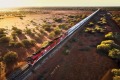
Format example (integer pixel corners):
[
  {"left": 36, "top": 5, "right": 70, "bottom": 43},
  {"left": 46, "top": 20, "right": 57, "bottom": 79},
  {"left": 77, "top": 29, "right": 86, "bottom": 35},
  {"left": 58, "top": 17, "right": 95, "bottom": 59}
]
[{"left": 17, "top": 7, "right": 120, "bottom": 11}]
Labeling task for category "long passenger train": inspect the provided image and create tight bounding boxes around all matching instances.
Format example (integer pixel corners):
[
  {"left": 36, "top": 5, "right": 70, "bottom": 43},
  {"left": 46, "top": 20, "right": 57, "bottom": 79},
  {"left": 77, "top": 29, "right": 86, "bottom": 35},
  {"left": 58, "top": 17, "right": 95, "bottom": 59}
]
[{"left": 27, "top": 9, "right": 100, "bottom": 66}]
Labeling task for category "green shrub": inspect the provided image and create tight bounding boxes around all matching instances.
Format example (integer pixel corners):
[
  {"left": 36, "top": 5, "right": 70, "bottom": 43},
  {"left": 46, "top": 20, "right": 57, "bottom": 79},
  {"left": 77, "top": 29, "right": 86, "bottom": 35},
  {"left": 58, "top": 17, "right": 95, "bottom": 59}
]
[
  {"left": 22, "top": 39, "right": 31, "bottom": 47},
  {"left": 22, "top": 39, "right": 36, "bottom": 47},
  {"left": 0, "top": 36, "right": 10, "bottom": 43},
  {"left": 24, "top": 28, "right": 32, "bottom": 35},
  {"left": 85, "top": 28, "right": 92, "bottom": 33},
  {"left": 112, "top": 69, "right": 120, "bottom": 76},
  {"left": 11, "top": 32, "right": 17, "bottom": 39},
  {"left": 30, "top": 40, "right": 36, "bottom": 46},
  {"left": 0, "top": 34, "right": 6, "bottom": 38},
  {"left": 54, "top": 27, "right": 61, "bottom": 35},
  {"left": 12, "top": 29, "right": 22, "bottom": 35},
  {"left": 15, "top": 42, "right": 24, "bottom": 48},
  {"left": 40, "top": 29, "right": 46, "bottom": 35},
  {"left": 9, "top": 41, "right": 24, "bottom": 48},
  {"left": 12, "top": 26, "right": 22, "bottom": 35},
  {"left": 49, "top": 31, "right": 55, "bottom": 38},
  {"left": 3, "top": 51, "right": 18, "bottom": 65},
  {"left": 105, "top": 32, "right": 114, "bottom": 39},
  {"left": 9, "top": 41, "right": 16, "bottom": 47},
  {"left": 97, "top": 40, "right": 115, "bottom": 53},
  {"left": 97, "top": 44, "right": 111, "bottom": 52},
  {"left": 68, "top": 15, "right": 75, "bottom": 18},
  {"left": 101, "top": 40, "right": 115, "bottom": 44},
  {"left": 41, "top": 41, "right": 49, "bottom": 48},
  {"left": 58, "top": 24, "right": 68, "bottom": 29},
  {"left": 81, "top": 14, "right": 86, "bottom": 19},
  {"left": 85, "top": 28, "right": 95, "bottom": 33},
  {"left": 42, "top": 24, "right": 51, "bottom": 32},
  {"left": 0, "top": 28, "right": 6, "bottom": 34},
  {"left": 113, "top": 76, "right": 120, "bottom": 80},
  {"left": 53, "top": 18, "right": 62, "bottom": 23},
  {"left": 108, "top": 48, "right": 120, "bottom": 59},
  {"left": 88, "top": 22, "right": 94, "bottom": 26}
]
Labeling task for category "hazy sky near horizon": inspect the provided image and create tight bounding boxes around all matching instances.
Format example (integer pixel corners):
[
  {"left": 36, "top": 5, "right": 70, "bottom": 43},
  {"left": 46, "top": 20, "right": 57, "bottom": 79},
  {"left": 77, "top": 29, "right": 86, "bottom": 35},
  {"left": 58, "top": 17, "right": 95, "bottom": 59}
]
[{"left": 0, "top": 0, "right": 119, "bottom": 8}]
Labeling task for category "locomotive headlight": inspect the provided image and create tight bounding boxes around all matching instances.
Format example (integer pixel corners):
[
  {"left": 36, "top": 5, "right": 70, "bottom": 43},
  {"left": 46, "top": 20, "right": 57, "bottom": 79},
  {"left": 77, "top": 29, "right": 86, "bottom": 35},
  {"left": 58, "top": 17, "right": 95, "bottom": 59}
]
[{"left": 45, "top": 50, "right": 47, "bottom": 52}]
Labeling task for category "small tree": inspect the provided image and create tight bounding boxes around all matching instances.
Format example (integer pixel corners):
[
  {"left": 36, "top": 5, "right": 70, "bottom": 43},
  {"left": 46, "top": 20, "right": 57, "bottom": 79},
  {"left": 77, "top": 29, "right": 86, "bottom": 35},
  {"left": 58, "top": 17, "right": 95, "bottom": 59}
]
[
  {"left": 53, "top": 18, "right": 62, "bottom": 23},
  {"left": 105, "top": 32, "right": 114, "bottom": 39},
  {"left": 97, "top": 40, "right": 114, "bottom": 53},
  {"left": 112, "top": 69, "right": 120, "bottom": 76},
  {"left": 49, "top": 31, "right": 55, "bottom": 38},
  {"left": 22, "top": 39, "right": 31, "bottom": 47},
  {"left": 0, "top": 36, "right": 10, "bottom": 43},
  {"left": 108, "top": 48, "right": 120, "bottom": 59},
  {"left": 113, "top": 76, "right": 120, "bottom": 80},
  {"left": 42, "top": 24, "right": 51, "bottom": 32},
  {"left": 0, "top": 28, "right": 6, "bottom": 34},
  {"left": 15, "top": 42, "right": 24, "bottom": 48},
  {"left": 3, "top": 51, "right": 18, "bottom": 66},
  {"left": 41, "top": 41, "right": 49, "bottom": 48},
  {"left": 54, "top": 27, "right": 61, "bottom": 35}
]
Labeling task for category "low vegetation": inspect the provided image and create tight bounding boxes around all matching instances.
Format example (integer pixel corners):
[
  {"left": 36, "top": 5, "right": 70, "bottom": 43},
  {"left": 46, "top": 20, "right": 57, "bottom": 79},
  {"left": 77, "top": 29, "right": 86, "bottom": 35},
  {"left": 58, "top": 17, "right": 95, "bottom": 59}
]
[
  {"left": 111, "top": 69, "right": 120, "bottom": 80},
  {"left": 3, "top": 51, "right": 18, "bottom": 66},
  {"left": 85, "top": 25, "right": 106, "bottom": 33}
]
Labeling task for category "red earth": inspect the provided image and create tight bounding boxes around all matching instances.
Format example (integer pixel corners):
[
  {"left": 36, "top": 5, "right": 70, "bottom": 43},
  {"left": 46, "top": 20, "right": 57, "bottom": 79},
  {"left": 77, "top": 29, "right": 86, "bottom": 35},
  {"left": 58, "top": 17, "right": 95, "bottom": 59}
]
[{"left": 27, "top": 11, "right": 119, "bottom": 80}]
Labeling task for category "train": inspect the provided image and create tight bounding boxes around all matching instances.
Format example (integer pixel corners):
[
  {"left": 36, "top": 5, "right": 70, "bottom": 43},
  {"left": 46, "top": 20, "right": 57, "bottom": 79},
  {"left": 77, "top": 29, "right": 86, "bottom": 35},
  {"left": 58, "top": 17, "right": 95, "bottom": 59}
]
[
  {"left": 26, "top": 9, "right": 100, "bottom": 66},
  {"left": 8, "top": 9, "right": 101, "bottom": 80}
]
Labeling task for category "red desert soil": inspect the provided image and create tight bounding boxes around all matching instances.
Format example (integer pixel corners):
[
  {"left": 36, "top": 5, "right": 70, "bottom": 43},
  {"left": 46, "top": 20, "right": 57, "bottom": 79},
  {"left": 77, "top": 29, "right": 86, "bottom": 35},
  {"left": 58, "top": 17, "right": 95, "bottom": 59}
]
[
  {"left": 27, "top": 12, "right": 119, "bottom": 80},
  {"left": 0, "top": 10, "right": 92, "bottom": 79}
]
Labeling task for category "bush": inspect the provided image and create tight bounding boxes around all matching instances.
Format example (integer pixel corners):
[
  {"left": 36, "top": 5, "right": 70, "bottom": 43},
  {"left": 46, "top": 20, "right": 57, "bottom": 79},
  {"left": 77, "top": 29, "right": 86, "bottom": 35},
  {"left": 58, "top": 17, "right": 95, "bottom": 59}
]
[
  {"left": 49, "top": 31, "right": 55, "bottom": 38},
  {"left": 9, "top": 41, "right": 16, "bottom": 47},
  {"left": 40, "top": 29, "right": 46, "bottom": 34},
  {"left": 97, "top": 40, "right": 114, "bottom": 53},
  {"left": 85, "top": 28, "right": 95, "bottom": 33},
  {"left": 30, "top": 40, "right": 36, "bottom": 46},
  {"left": 88, "top": 22, "right": 94, "bottom": 26},
  {"left": 108, "top": 48, "right": 120, "bottom": 59},
  {"left": 11, "top": 32, "right": 17, "bottom": 39},
  {"left": 0, "top": 28, "right": 6, "bottom": 34},
  {"left": 42, "top": 24, "right": 51, "bottom": 32},
  {"left": 15, "top": 42, "right": 24, "bottom": 48},
  {"left": 97, "top": 44, "right": 111, "bottom": 52},
  {"left": 113, "top": 76, "right": 120, "bottom": 80},
  {"left": 68, "top": 15, "right": 75, "bottom": 18},
  {"left": 112, "top": 69, "right": 120, "bottom": 76},
  {"left": 58, "top": 24, "right": 68, "bottom": 30},
  {"left": 54, "top": 27, "right": 61, "bottom": 35},
  {"left": 105, "top": 32, "right": 114, "bottom": 39},
  {"left": 53, "top": 18, "right": 62, "bottom": 23},
  {"left": 12, "top": 26, "right": 22, "bottom": 35},
  {"left": 0, "top": 36, "right": 10, "bottom": 43},
  {"left": 24, "top": 27, "right": 33, "bottom": 35},
  {"left": 9, "top": 41, "right": 24, "bottom": 48},
  {"left": 101, "top": 40, "right": 115, "bottom": 44},
  {"left": 3, "top": 51, "right": 18, "bottom": 65},
  {"left": 22, "top": 39, "right": 31, "bottom": 47},
  {"left": 81, "top": 14, "right": 86, "bottom": 19},
  {"left": 0, "top": 34, "right": 6, "bottom": 38},
  {"left": 13, "top": 29, "right": 22, "bottom": 35},
  {"left": 94, "top": 25, "right": 105, "bottom": 33},
  {"left": 22, "top": 39, "right": 36, "bottom": 47},
  {"left": 41, "top": 41, "right": 49, "bottom": 48},
  {"left": 12, "top": 26, "right": 18, "bottom": 31}
]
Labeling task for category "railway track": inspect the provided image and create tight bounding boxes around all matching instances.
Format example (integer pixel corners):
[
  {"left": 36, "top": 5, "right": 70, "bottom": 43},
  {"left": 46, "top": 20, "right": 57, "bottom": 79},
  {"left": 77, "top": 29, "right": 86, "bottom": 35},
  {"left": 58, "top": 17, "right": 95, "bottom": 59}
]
[{"left": 7, "top": 9, "right": 100, "bottom": 80}]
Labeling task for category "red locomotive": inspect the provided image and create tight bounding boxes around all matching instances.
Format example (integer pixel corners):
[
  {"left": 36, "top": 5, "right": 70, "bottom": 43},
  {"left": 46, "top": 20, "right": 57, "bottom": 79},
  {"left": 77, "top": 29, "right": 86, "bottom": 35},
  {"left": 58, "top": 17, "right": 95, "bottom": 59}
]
[{"left": 27, "top": 33, "right": 67, "bottom": 65}]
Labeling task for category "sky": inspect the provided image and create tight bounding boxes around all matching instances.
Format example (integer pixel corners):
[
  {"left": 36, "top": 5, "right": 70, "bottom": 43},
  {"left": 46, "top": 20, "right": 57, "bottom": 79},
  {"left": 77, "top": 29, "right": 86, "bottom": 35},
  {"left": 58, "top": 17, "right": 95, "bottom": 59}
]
[{"left": 0, "top": 0, "right": 119, "bottom": 8}]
